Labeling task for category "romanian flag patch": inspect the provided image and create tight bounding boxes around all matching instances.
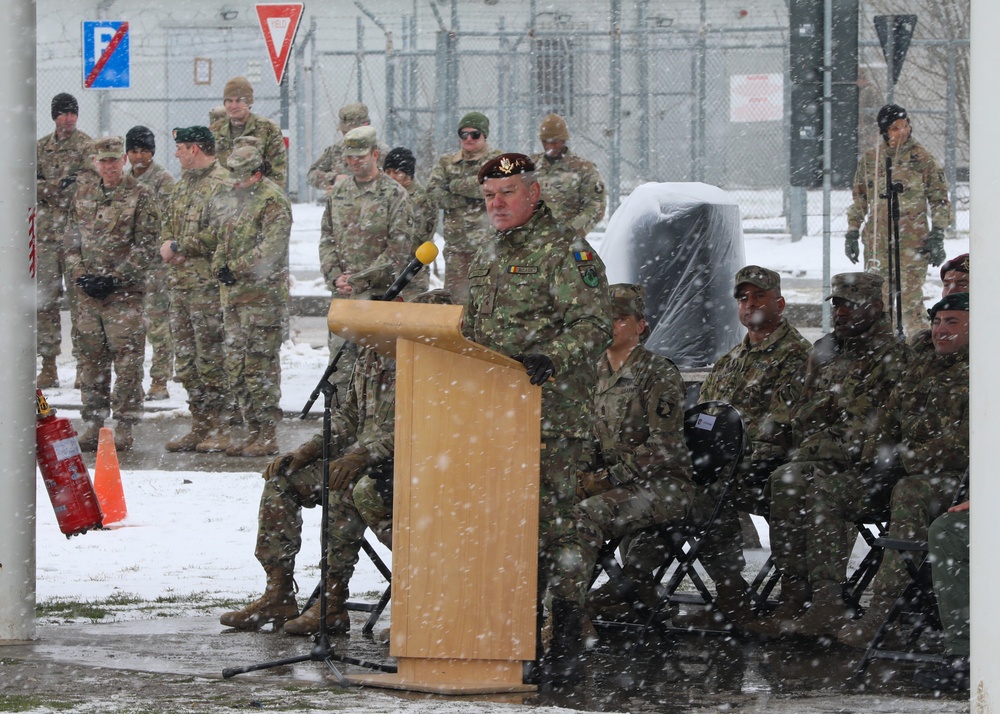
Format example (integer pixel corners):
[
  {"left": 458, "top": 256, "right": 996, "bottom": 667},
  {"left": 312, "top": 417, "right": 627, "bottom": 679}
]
[
  {"left": 507, "top": 265, "right": 538, "bottom": 274},
  {"left": 574, "top": 251, "right": 595, "bottom": 263}
]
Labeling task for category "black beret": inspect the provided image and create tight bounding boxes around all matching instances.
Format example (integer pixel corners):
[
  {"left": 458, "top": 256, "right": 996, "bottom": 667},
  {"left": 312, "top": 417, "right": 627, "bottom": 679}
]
[
  {"left": 928, "top": 292, "right": 969, "bottom": 321},
  {"left": 173, "top": 126, "right": 215, "bottom": 145},
  {"left": 383, "top": 147, "right": 416, "bottom": 177},
  {"left": 126, "top": 125, "right": 155, "bottom": 153},
  {"left": 51, "top": 93, "right": 78, "bottom": 120},
  {"left": 477, "top": 153, "right": 535, "bottom": 184}
]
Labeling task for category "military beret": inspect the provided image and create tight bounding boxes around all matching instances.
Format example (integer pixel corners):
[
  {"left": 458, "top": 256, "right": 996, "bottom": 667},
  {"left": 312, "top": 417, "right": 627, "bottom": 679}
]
[
  {"left": 877, "top": 103, "right": 908, "bottom": 137},
  {"left": 410, "top": 289, "right": 454, "bottom": 305},
  {"left": 734, "top": 265, "right": 781, "bottom": 297},
  {"left": 940, "top": 253, "right": 970, "bottom": 280},
  {"left": 93, "top": 136, "right": 125, "bottom": 160},
  {"left": 125, "top": 125, "right": 155, "bottom": 153},
  {"left": 343, "top": 126, "right": 378, "bottom": 157},
  {"left": 383, "top": 147, "right": 416, "bottom": 177},
  {"left": 825, "top": 272, "right": 884, "bottom": 304},
  {"left": 458, "top": 111, "right": 490, "bottom": 138},
  {"left": 338, "top": 102, "right": 370, "bottom": 132},
  {"left": 477, "top": 153, "right": 535, "bottom": 184},
  {"left": 226, "top": 144, "right": 263, "bottom": 180},
  {"left": 223, "top": 76, "right": 254, "bottom": 104},
  {"left": 539, "top": 113, "right": 570, "bottom": 142},
  {"left": 928, "top": 292, "right": 969, "bottom": 321},
  {"left": 348, "top": 262, "right": 395, "bottom": 299},
  {"left": 51, "top": 92, "right": 78, "bottom": 119},
  {"left": 173, "top": 126, "right": 215, "bottom": 145}
]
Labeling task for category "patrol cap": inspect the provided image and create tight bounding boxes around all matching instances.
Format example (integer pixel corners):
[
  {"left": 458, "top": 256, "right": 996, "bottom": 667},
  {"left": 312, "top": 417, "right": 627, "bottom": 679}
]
[
  {"left": 539, "top": 113, "right": 570, "bottom": 142},
  {"left": 226, "top": 144, "right": 263, "bottom": 180},
  {"left": 877, "top": 103, "right": 908, "bottom": 136},
  {"left": 940, "top": 253, "right": 970, "bottom": 280},
  {"left": 51, "top": 92, "right": 78, "bottom": 119},
  {"left": 458, "top": 111, "right": 490, "bottom": 138},
  {"left": 93, "top": 136, "right": 125, "bottom": 160},
  {"left": 173, "top": 126, "right": 215, "bottom": 145},
  {"left": 348, "top": 262, "right": 395, "bottom": 299},
  {"left": 410, "top": 289, "right": 454, "bottom": 305},
  {"left": 733, "top": 265, "right": 781, "bottom": 298},
  {"left": 825, "top": 272, "right": 884, "bottom": 304},
  {"left": 343, "top": 126, "right": 378, "bottom": 157},
  {"left": 383, "top": 147, "right": 416, "bottom": 177},
  {"left": 125, "top": 125, "right": 155, "bottom": 153},
  {"left": 609, "top": 283, "right": 646, "bottom": 319},
  {"left": 477, "top": 153, "right": 535, "bottom": 184},
  {"left": 338, "top": 102, "right": 370, "bottom": 132},
  {"left": 928, "top": 292, "right": 969, "bottom": 321},
  {"left": 223, "top": 76, "right": 254, "bottom": 104}
]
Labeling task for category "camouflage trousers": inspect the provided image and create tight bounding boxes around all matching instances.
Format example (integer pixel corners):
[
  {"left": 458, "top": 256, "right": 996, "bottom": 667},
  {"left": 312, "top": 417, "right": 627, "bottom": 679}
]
[
  {"left": 254, "top": 454, "right": 369, "bottom": 583},
  {"left": 326, "top": 295, "right": 358, "bottom": 406},
  {"left": 35, "top": 223, "right": 78, "bottom": 359},
  {"left": 75, "top": 289, "right": 146, "bottom": 424},
  {"left": 353, "top": 474, "right": 392, "bottom": 548},
  {"left": 563, "top": 474, "right": 693, "bottom": 607},
  {"left": 871, "top": 470, "right": 964, "bottom": 597},
  {"left": 442, "top": 246, "right": 474, "bottom": 306},
  {"left": 928, "top": 509, "right": 969, "bottom": 657},
  {"left": 144, "top": 269, "right": 173, "bottom": 383},
  {"left": 223, "top": 303, "right": 283, "bottom": 426},
  {"left": 168, "top": 281, "right": 227, "bottom": 415},
  {"left": 863, "top": 230, "right": 930, "bottom": 339},
  {"left": 539, "top": 437, "right": 590, "bottom": 604}
]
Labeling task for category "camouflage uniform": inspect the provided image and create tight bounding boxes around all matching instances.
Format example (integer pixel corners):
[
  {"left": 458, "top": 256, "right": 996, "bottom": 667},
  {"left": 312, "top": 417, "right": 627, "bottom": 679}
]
[
  {"left": 64, "top": 173, "right": 159, "bottom": 427},
  {"left": 405, "top": 179, "right": 439, "bottom": 246},
  {"left": 530, "top": 149, "right": 606, "bottom": 238},
  {"left": 210, "top": 114, "right": 287, "bottom": 187},
  {"left": 210, "top": 175, "right": 292, "bottom": 430},
  {"left": 848, "top": 137, "right": 953, "bottom": 336},
  {"left": 36, "top": 127, "right": 93, "bottom": 361},
  {"left": 426, "top": 144, "right": 502, "bottom": 302},
  {"left": 161, "top": 161, "right": 232, "bottom": 425},
  {"left": 928, "top": 509, "right": 970, "bottom": 657},
  {"left": 127, "top": 162, "right": 176, "bottom": 389},
  {"left": 306, "top": 138, "right": 391, "bottom": 192},
  {"left": 766, "top": 316, "right": 908, "bottom": 588},
  {"left": 463, "top": 201, "right": 613, "bottom": 604}
]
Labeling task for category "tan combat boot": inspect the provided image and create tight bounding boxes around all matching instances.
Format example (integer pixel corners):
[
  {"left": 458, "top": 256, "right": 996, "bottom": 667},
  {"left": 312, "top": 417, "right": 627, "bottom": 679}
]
[
  {"left": 76, "top": 420, "right": 103, "bottom": 452},
  {"left": 195, "top": 411, "right": 232, "bottom": 453},
  {"left": 744, "top": 575, "right": 811, "bottom": 640},
  {"left": 145, "top": 378, "right": 169, "bottom": 401},
  {"left": 37, "top": 355, "right": 59, "bottom": 389},
  {"left": 283, "top": 577, "right": 351, "bottom": 636},
  {"left": 165, "top": 411, "right": 210, "bottom": 453},
  {"left": 114, "top": 421, "right": 136, "bottom": 451},
  {"left": 836, "top": 591, "right": 895, "bottom": 649},
  {"left": 220, "top": 565, "right": 299, "bottom": 630},
  {"left": 240, "top": 422, "right": 279, "bottom": 458},
  {"left": 784, "top": 579, "right": 851, "bottom": 638}
]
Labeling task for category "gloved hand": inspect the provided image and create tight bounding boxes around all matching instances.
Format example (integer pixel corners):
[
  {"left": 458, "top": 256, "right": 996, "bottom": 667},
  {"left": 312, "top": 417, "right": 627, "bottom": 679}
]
[
  {"left": 262, "top": 453, "right": 294, "bottom": 480},
  {"left": 76, "top": 274, "right": 118, "bottom": 299},
  {"left": 217, "top": 265, "right": 237, "bottom": 286},
  {"left": 328, "top": 447, "right": 370, "bottom": 493},
  {"left": 262, "top": 439, "right": 323, "bottom": 479},
  {"left": 514, "top": 353, "right": 556, "bottom": 386},
  {"left": 844, "top": 229, "right": 860, "bottom": 264},
  {"left": 575, "top": 469, "right": 615, "bottom": 501},
  {"left": 921, "top": 227, "right": 947, "bottom": 267},
  {"left": 59, "top": 175, "right": 77, "bottom": 190}
]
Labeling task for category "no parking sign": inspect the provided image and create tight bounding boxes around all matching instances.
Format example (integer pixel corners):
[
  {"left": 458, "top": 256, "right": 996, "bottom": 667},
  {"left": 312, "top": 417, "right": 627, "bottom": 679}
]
[{"left": 82, "top": 21, "right": 130, "bottom": 89}]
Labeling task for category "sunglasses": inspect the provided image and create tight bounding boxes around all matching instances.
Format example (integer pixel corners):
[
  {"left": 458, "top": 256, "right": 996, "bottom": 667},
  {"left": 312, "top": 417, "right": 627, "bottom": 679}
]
[{"left": 458, "top": 130, "right": 482, "bottom": 140}]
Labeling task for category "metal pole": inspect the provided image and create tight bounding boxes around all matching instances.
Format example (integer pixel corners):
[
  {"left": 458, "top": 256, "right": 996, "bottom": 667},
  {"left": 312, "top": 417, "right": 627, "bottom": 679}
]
[
  {"left": 294, "top": 17, "right": 314, "bottom": 202},
  {"left": 0, "top": 0, "right": 38, "bottom": 643},
  {"left": 696, "top": 0, "right": 707, "bottom": 182},
  {"left": 886, "top": 16, "right": 895, "bottom": 104},
  {"left": 356, "top": 18, "right": 364, "bottom": 101},
  {"left": 609, "top": 0, "right": 622, "bottom": 213},
  {"left": 821, "top": 0, "right": 833, "bottom": 333},
  {"left": 638, "top": 0, "right": 650, "bottom": 178},
  {"left": 498, "top": 16, "right": 509, "bottom": 152},
  {"left": 945, "top": 39, "right": 958, "bottom": 232}
]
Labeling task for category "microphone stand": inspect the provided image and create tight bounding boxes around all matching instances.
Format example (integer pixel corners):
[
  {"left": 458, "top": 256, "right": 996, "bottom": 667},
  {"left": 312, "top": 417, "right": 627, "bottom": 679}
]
[
  {"left": 222, "top": 336, "right": 396, "bottom": 682},
  {"left": 882, "top": 156, "right": 905, "bottom": 340}
]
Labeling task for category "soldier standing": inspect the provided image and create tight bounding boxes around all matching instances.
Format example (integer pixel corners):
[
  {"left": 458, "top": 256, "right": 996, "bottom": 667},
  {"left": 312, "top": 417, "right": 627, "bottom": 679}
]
[
  {"left": 530, "top": 114, "right": 606, "bottom": 238},
  {"left": 426, "top": 112, "right": 502, "bottom": 303},
  {"left": 158, "top": 127, "right": 232, "bottom": 453},
  {"left": 844, "top": 104, "right": 953, "bottom": 337},
  {"left": 36, "top": 92, "right": 93, "bottom": 388},
  {"left": 210, "top": 144, "right": 292, "bottom": 457},
  {"left": 124, "top": 125, "right": 176, "bottom": 401},
  {"left": 383, "top": 146, "right": 438, "bottom": 248},
  {"left": 463, "top": 153, "right": 612, "bottom": 688},
  {"left": 307, "top": 103, "right": 390, "bottom": 195},
  {"left": 65, "top": 136, "right": 159, "bottom": 451},
  {"left": 210, "top": 77, "right": 287, "bottom": 188}
]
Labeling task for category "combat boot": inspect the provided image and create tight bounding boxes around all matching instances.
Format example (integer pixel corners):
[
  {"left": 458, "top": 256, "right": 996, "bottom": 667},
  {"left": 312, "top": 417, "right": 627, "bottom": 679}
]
[
  {"left": 744, "top": 576, "right": 811, "bottom": 640},
  {"left": 219, "top": 564, "right": 299, "bottom": 630},
  {"left": 145, "top": 378, "right": 169, "bottom": 401},
  {"left": 37, "top": 355, "right": 59, "bottom": 389},
  {"left": 836, "top": 591, "right": 895, "bottom": 649},
  {"left": 165, "top": 411, "right": 210, "bottom": 453},
  {"left": 784, "top": 579, "right": 851, "bottom": 638},
  {"left": 240, "top": 423, "right": 279, "bottom": 458},
  {"left": 195, "top": 412, "right": 232, "bottom": 453},
  {"left": 537, "top": 599, "right": 586, "bottom": 690},
  {"left": 114, "top": 421, "right": 136, "bottom": 451},
  {"left": 76, "top": 420, "right": 103, "bottom": 452},
  {"left": 283, "top": 577, "right": 351, "bottom": 636}
]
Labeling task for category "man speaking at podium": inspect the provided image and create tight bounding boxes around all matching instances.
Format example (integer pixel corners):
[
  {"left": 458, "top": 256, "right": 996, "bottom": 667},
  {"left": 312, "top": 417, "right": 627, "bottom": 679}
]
[{"left": 463, "top": 153, "right": 613, "bottom": 688}]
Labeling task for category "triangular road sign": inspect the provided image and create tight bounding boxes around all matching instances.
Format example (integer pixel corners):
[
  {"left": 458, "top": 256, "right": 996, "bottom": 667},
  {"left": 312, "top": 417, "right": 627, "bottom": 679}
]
[
  {"left": 874, "top": 14, "right": 917, "bottom": 86},
  {"left": 256, "top": 3, "right": 303, "bottom": 85}
]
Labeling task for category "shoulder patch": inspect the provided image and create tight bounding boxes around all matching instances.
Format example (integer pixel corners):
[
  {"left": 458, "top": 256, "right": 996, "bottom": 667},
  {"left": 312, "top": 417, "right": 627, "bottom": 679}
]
[
  {"left": 574, "top": 251, "right": 596, "bottom": 263},
  {"left": 594, "top": 181, "right": 605, "bottom": 194},
  {"left": 468, "top": 267, "right": 492, "bottom": 279},
  {"left": 580, "top": 265, "right": 601, "bottom": 288},
  {"left": 656, "top": 395, "right": 672, "bottom": 419}
]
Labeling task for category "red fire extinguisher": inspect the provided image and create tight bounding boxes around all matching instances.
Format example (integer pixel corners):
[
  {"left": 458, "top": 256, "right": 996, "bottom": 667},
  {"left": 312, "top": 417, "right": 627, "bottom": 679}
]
[{"left": 35, "top": 389, "right": 104, "bottom": 537}]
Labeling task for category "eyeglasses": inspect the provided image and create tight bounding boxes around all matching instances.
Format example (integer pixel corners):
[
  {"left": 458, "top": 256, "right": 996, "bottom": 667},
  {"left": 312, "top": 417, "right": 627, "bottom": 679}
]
[{"left": 458, "top": 130, "right": 482, "bottom": 140}]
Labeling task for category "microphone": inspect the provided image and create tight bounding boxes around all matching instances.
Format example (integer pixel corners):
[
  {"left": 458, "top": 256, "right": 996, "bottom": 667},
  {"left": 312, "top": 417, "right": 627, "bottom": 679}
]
[{"left": 379, "top": 242, "right": 439, "bottom": 301}]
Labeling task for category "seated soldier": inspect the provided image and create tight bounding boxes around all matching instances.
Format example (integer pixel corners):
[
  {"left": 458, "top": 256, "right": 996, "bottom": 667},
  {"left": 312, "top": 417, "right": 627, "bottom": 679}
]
[
  {"left": 219, "top": 264, "right": 398, "bottom": 635},
  {"left": 909, "top": 253, "right": 968, "bottom": 354}
]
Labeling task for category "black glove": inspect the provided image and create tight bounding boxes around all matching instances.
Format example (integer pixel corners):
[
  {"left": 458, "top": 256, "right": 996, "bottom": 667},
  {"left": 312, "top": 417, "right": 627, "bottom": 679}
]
[
  {"left": 844, "top": 229, "right": 860, "bottom": 264},
  {"left": 920, "top": 228, "right": 947, "bottom": 267},
  {"left": 76, "top": 274, "right": 118, "bottom": 299},
  {"left": 514, "top": 353, "right": 556, "bottom": 386},
  {"left": 59, "top": 175, "right": 77, "bottom": 190},
  {"left": 217, "top": 265, "right": 237, "bottom": 286}
]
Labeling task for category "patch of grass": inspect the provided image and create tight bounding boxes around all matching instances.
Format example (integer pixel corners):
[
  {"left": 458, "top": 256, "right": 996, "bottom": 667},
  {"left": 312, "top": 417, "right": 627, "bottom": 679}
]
[
  {"left": 35, "top": 600, "right": 110, "bottom": 620},
  {"left": 0, "top": 694, "right": 75, "bottom": 711}
]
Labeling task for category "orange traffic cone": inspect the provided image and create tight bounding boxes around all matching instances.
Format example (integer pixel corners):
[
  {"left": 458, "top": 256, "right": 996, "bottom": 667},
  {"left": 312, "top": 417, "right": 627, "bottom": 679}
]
[{"left": 93, "top": 427, "right": 127, "bottom": 525}]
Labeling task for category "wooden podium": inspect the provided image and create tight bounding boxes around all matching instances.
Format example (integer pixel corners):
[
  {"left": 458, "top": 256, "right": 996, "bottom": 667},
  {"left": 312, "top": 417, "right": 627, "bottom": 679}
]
[{"left": 328, "top": 299, "right": 541, "bottom": 694}]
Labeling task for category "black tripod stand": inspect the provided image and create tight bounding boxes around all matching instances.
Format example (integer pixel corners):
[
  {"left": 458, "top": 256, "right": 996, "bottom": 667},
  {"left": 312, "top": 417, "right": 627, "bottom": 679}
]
[
  {"left": 222, "top": 341, "right": 396, "bottom": 683},
  {"left": 882, "top": 155, "right": 905, "bottom": 340}
]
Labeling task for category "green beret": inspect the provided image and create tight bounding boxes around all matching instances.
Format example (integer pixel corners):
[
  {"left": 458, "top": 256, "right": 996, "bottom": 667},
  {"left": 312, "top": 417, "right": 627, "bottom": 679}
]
[
  {"left": 928, "top": 292, "right": 969, "bottom": 321},
  {"left": 477, "top": 153, "right": 535, "bottom": 184},
  {"left": 458, "top": 111, "right": 490, "bottom": 138},
  {"left": 173, "top": 126, "right": 215, "bottom": 145}
]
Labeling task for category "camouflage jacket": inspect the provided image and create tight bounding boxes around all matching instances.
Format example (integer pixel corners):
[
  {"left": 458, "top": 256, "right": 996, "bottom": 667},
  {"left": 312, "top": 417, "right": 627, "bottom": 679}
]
[
  {"left": 210, "top": 176, "right": 292, "bottom": 307},
  {"left": 36, "top": 128, "right": 94, "bottom": 223},
  {"left": 127, "top": 161, "right": 176, "bottom": 200},
  {"left": 863, "top": 345, "right": 968, "bottom": 477},
  {"left": 775, "top": 316, "right": 908, "bottom": 465},
  {"left": 64, "top": 174, "right": 159, "bottom": 293},
  {"left": 306, "top": 138, "right": 390, "bottom": 191},
  {"left": 407, "top": 179, "right": 439, "bottom": 246},
  {"left": 308, "top": 347, "right": 396, "bottom": 466},
  {"left": 160, "top": 161, "right": 232, "bottom": 289},
  {"left": 699, "top": 320, "right": 812, "bottom": 462},
  {"left": 463, "top": 202, "right": 613, "bottom": 440},
  {"left": 319, "top": 171, "right": 414, "bottom": 290},
  {"left": 211, "top": 113, "right": 287, "bottom": 187},
  {"left": 593, "top": 345, "right": 693, "bottom": 487},
  {"left": 426, "top": 144, "right": 502, "bottom": 250},
  {"left": 530, "top": 149, "right": 606, "bottom": 237}
]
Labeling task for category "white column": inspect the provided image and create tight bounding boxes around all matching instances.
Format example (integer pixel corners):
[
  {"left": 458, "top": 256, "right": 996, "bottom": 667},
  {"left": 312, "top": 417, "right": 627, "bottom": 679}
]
[
  {"left": 970, "top": 0, "right": 998, "bottom": 708},
  {"left": 0, "top": 0, "right": 38, "bottom": 642}
]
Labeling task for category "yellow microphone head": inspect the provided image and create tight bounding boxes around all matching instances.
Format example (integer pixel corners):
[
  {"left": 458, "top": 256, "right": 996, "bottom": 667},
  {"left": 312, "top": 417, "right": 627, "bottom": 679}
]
[{"left": 415, "top": 241, "right": 439, "bottom": 266}]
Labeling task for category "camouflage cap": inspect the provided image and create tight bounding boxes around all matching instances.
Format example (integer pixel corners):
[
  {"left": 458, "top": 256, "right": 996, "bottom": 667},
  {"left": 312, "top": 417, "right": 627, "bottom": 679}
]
[
  {"left": 209, "top": 105, "right": 227, "bottom": 124},
  {"left": 928, "top": 292, "right": 969, "bottom": 321},
  {"left": 609, "top": 283, "right": 646, "bottom": 318},
  {"left": 825, "top": 272, "right": 885, "bottom": 304},
  {"left": 93, "top": 136, "right": 125, "bottom": 160},
  {"left": 226, "top": 144, "right": 263, "bottom": 180},
  {"left": 173, "top": 126, "right": 215, "bottom": 145},
  {"left": 940, "top": 253, "right": 970, "bottom": 280},
  {"left": 410, "top": 289, "right": 454, "bottom": 305},
  {"left": 733, "top": 265, "right": 781, "bottom": 298},
  {"left": 343, "top": 126, "right": 378, "bottom": 157},
  {"left": 477, "top": 153, "right": 535, "bottom": 184},
  {"left": 348, "top": 262, "right": 395, "bottom": 299},
  {"left": 338, "top": 102, "right": 370, "bottom": 132}
]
